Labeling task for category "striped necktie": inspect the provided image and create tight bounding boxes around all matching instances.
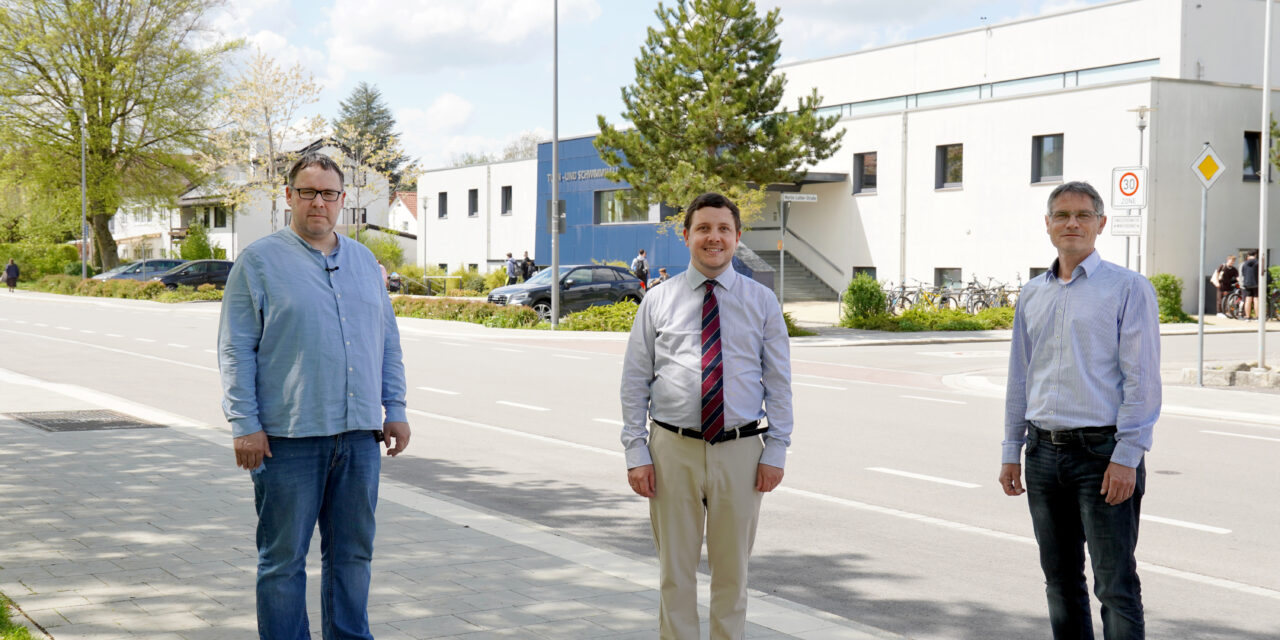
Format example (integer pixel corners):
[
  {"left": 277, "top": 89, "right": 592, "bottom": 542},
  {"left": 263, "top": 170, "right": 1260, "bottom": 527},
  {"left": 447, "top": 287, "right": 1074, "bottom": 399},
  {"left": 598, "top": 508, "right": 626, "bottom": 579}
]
[{"left": 701, "top": 279, "right": 724, "bottom": 443}]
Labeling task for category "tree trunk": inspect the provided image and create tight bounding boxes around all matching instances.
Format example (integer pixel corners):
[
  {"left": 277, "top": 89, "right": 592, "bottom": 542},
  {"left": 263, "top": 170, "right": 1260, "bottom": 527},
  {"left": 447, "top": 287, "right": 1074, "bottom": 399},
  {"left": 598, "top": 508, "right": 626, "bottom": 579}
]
[{"left": 91, "top": 213, "right": 119, "bottom": 271}]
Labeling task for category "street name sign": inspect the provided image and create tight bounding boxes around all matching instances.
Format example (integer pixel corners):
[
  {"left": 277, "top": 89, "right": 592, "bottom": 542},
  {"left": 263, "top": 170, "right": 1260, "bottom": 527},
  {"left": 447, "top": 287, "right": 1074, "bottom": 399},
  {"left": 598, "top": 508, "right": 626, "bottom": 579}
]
[
  {"left": 1111, "top": 166, "right": 1146, "bottom": 209},
  {"left": 781, "top": 193, "right": 818, "bottom": 203},
  {"left": 1109, "top": 215, "right": 1141, "bottom": 237}
]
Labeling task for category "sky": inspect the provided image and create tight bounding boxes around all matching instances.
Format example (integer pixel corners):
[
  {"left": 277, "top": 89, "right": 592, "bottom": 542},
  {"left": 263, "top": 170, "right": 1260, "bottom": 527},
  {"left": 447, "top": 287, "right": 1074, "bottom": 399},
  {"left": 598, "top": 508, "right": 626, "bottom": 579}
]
[{"left": 207, "top": 0, "right": 1108, "bottom": 174}]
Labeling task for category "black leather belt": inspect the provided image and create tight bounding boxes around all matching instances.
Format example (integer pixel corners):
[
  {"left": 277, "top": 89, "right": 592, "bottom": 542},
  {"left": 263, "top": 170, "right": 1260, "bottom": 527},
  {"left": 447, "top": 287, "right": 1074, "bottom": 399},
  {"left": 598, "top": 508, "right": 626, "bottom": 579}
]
[
  {"left": 653, "top": 419, "right": 765, "bottom": 444},
  {"left": 1030, "top": 424, "right": 1116, "bottom": 446}
]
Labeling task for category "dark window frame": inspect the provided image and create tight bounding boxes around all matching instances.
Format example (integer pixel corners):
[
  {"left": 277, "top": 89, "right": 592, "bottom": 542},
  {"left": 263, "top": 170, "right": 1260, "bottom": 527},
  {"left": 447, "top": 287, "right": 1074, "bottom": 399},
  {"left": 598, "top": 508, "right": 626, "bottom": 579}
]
[
  {"left": 1031, "top": 134, "right": 1064, "bottom": 184},
  {"left": 501, "top": 185, "right": 513, "bottom": 215},
  {"left": 468, "top": 188, "right": 479, "bottom": 217},
  {"left": 1245, "top": 131, "right": 1264, "bottom": 182},
  {"left": 935, "top": 144, "right": 963, "bottom": 189},
  {"left": 853, "top": 152, "right": 877, "bottom": 194},
  {"left": 437, "top": 192, "right": 448, "bottom": 218}
]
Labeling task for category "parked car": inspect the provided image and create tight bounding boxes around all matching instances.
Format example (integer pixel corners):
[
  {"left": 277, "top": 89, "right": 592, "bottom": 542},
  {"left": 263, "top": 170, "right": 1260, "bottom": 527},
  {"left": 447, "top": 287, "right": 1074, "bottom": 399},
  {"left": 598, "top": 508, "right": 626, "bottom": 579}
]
[
  {"left": 91, "top": 258, "right": 186, "bottom": 281},
  {"left": 151, "top": 259, "right": 234, "bottom": 290},
  {"left": 487, "top": 264, "right": 643, "bottom": 321}
]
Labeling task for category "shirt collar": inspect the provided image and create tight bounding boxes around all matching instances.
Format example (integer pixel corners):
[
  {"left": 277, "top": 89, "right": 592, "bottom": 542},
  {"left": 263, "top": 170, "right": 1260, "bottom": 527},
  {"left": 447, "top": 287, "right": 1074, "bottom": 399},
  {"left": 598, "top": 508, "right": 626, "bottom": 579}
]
[
  {"left": 1047, "top": 250, "right": 1101, "bottom": 282},
  {"left": 281, "top": 227, "right": 342, "bottom": 257},
  {"left": 684, "top": 263, "right": 739, "bottom": 292}
]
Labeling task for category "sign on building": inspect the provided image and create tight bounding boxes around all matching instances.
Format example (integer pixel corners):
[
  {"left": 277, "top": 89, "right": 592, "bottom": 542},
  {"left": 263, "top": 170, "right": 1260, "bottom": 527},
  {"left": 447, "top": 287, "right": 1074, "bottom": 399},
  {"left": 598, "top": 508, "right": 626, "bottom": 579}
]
[
  {"left": 1109, "top": 215, "right": 1142, "bottom": 237},
  {"left": 1110, "top": 166, "right": 1146, "bottom": 209},
  {"left": 781, "top": 193, "right": 818, "bottom": 203}
]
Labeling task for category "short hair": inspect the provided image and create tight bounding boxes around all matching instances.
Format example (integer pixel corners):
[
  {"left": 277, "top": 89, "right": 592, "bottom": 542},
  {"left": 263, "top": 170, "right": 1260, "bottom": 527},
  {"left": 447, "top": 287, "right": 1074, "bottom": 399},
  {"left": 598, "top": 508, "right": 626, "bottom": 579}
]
[
  {"left": 287, "top": 152, "right": 344, "bottom": 187},
  {"left": 1046, "top": 181, "right": 1104, "bottom": 217},
  {"left": 1248, "top": 250, "right": 1259, "bottom": 258},
  {"left": 683, "top": 192, "right": 741, "bottom": 231},
  {"left": 638, "top": 249, "right": 645, "bottom": 255}
]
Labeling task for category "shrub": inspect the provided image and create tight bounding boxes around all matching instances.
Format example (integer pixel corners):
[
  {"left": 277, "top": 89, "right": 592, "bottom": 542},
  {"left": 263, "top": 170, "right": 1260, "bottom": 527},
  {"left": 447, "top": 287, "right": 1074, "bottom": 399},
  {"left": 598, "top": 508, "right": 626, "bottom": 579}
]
[
  {"left": 447, "top": 266, "right": 485, "bottom": 293},
  {"left": 393, "top": 264, "right": 442, "bottom": 295},
  {"left": 843, "top": 272, "right": 886, "bottom": 319},
  {"left": 1148, "top": 273, "right": 1192, "bottom": 323},
  {"left": 33, "top": 274, "right": 82, "bottom": 295},
  {"left": 180, "top": 220, "right": 213, "bottom": 260},
  {"left": 0, "top": 243, "right": 83, "bottom": 280},
  {"left": 783, "top": 311, "right": 815, "bottom": 337},
  {"left": 353, "top": 230, "right": 404, "bottom": 267},
  {"left": 843, "top": 305, "right": 1014, "bottom": 332},
  {"left": 484, "top": 268, "right": 509, "bottom": 292},
  {"left": 390, "top": 296, "right": 539, "bottom": 328},
  {"left": 560, "top": 301, "right": 638, "bottom": 332}
]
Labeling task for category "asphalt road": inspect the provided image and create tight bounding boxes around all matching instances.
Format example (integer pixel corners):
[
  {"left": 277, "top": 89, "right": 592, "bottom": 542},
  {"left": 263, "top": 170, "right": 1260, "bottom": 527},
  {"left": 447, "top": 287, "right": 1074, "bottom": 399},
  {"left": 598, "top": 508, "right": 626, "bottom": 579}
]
[{"left": 2, "top": 291, "right": 1277, "bottom": 639}]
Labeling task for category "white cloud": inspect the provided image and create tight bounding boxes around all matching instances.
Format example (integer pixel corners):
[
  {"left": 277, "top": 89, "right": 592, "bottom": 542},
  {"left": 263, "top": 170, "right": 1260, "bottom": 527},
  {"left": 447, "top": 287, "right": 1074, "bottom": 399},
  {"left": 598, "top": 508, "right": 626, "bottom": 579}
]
[{"left": 324, "top": 0, "right": 601, "bottom": 76}]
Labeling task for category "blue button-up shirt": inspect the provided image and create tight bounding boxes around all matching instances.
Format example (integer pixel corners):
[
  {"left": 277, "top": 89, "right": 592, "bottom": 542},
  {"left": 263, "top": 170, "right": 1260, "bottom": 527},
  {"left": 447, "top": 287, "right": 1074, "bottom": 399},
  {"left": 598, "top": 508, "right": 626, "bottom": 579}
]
[
  {"left": 620, "top": 265, "right": 794, "bottom": 469},
  {"left": 218, "top": 228, "right": 407, "bottom": 438},
  {"left": 1003, "top": 251, "right": 1161, "bottom": 468}
]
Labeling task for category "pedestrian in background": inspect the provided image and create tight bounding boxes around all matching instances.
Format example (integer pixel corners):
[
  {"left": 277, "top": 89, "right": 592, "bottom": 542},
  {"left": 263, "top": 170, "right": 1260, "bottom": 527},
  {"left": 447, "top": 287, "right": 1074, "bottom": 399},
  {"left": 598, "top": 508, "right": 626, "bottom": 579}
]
[
  {"left": 219, "top": 152, "right": 410, "bottom": 640},
  {"left": 4, "top": 258, "right": 18, "bottom": 292},
  {"left": 621, "top": 192, "right": 793, "bottom": 639},
  {"left": 521, "top": 251, "right": 535, "bottom": 282},
  {"left": 648, "top": 267, "right": 669, "bottom": 289},
  {"left": 630, "top": 248, "right": 649, "bottom": 290},
  {"left": 1241, "top": 250, "right": 1261, "bottom": 319},
  {"left": 1212, "top": 254, "right": 1238, "bottom": 316},
  {"left": 505, "top": 252, "right": 519, "bottom": 286},
  {"left": 1001, "top": 181, "right": 1160, "bottom": 640}
]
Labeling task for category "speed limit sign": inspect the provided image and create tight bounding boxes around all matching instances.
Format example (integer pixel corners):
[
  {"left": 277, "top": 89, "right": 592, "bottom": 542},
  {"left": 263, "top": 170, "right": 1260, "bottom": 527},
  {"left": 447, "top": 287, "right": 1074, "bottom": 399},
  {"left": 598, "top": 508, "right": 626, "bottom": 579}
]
[{"left": 1111, "top": 166, "right": 1147, "bottom": 209}]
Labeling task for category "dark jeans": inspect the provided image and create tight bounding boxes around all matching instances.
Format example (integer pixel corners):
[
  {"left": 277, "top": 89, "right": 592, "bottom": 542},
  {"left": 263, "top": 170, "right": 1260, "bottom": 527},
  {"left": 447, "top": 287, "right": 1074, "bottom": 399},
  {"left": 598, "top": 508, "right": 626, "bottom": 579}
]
[{"left": 1025, "top": 429, "right": 1145, "bottom": 640}]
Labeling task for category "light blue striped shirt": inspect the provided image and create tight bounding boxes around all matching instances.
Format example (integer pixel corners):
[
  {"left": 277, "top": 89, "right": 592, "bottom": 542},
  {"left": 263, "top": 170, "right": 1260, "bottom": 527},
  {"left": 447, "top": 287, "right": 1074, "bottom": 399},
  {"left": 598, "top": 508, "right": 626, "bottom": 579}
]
[
  {"left": 1003, "top": 251, "right": 1161, "bottom": 468},
  {"left": 620, "top": 265, "right": 794, "bottom": 469},
  {"left": 218, "top": 228, "right": 407, "bottom": 438}
]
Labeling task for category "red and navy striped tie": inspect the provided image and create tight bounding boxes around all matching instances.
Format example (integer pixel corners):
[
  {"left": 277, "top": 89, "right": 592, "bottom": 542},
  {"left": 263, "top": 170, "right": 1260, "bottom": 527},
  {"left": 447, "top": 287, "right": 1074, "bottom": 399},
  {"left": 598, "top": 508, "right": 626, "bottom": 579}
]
[{"left": 701, "top": 280, "right": 724, "bottom": 443}]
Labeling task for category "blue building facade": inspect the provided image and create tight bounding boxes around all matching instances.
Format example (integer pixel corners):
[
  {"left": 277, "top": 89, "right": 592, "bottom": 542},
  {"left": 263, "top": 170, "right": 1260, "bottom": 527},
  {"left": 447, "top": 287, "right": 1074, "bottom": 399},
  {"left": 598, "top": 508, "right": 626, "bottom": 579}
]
[{"left": 535, "top": 135, "right": 690, "bottom": 275}]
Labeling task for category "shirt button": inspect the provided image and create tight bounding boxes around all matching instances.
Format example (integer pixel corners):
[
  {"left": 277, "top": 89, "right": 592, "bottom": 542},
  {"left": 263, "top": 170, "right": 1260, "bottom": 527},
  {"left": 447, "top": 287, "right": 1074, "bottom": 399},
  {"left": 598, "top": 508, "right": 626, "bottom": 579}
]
[
  {"left": 341, "top": 317, "right": 346, "bottom": 322},
  {"left": 346, "top": 341, "right": 351, "bottom": 345},
  {"left": 348, "top": 367, "right": 353, "bottom": 372},
  {"left": 336, "top": 293, "right": 342, "bottom": 298},
  {"left": 348, "top": 392, "right": 354, "bottom": 397}
]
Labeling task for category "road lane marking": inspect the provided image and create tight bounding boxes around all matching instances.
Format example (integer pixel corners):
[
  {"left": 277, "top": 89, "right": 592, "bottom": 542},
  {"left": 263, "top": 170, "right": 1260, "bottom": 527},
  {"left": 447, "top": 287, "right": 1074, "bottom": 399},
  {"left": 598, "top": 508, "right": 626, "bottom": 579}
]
[
  {"left": 168, "top": 343, "right": 188, "bottom": 348},
  {"left": 33, "top": 323, "right": 47, "bottom": 327},
  {"left": 496, "top": 400, "right": 548, "bottom": 411},
  {"left": 12, "top": 320, "right": 24, "bottom": 324},
  {"left": 440, "top": 341, "right": 470, "bottom": 347},
  {"left": 1201, "top": 430, "right": 1280, "bottom": 443},
  {"left": 866, "top": 467, "right": 980, "bottom": 488},
  {"left": 408, "top": 408, "right": 620, "bottom": 457},
  {"left": 106, "top": 333, "right": 122, "bottom": 337},
  {"left": 899, "top": 395, "right": 966, "bottom": 405},
  {"left": 417, "top": 386, "right": 460, "bottom": 396},
  {"left": 135, "top": 338, "right": 156, "bottom": 343},
  {"left": 918, "top": 350, "right": 1007, "bottom": 358},
  {"left": 401, "top": 337, "right": 420, "bottom": 342},
  {"left": 80, "top": 329, "right": 95, "bottom": 334},
  {"left": 56, "top": 326, "right": 70, "bottom": 330},
  {"left": 1141, "top": 515, "right": 1231, "bottom": 535},
  {"left": 794, "top": 382, "right": 846, "bottom": 390},
  {"left": 493, "top": 347, "right": 523, "bottom": 353},
  {"left": 553, "top": 354, "right": 589, "bottom": 360},
  {"left": 0, "top": 329, "right": 217, "bottom": 373},
  {"left": 204, "top": 349, "right": 217, "bottom": 354},
  {"left": 593, "top": 418, "right": 623, "bottom": 426}
]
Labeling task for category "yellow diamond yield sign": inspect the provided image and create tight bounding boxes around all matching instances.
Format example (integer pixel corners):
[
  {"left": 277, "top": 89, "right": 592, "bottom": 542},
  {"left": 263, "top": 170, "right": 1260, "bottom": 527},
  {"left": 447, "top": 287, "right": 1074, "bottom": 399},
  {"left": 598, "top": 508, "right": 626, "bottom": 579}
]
[{"left": 1190, "top": 144, "right": 1224, "bottom": 190}]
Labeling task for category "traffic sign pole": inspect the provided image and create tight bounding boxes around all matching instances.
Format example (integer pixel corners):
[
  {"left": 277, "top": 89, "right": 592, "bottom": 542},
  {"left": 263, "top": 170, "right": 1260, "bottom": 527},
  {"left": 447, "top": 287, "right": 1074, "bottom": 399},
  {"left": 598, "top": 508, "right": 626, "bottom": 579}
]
[{"left": 1190, "top": 142, "right": 1225, "bottom": 386}]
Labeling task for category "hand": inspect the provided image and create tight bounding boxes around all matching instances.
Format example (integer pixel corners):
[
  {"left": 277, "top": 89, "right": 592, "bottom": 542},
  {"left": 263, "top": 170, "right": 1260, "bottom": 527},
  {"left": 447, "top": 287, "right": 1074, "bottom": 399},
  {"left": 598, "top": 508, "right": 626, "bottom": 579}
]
[
  {"left": 1101, "top": 462, "right": 1137, "bottom": 505},
  {"left": 234, "top": 431, "right": 271, "bottom": 470},
  {"left": 999, "top": 463, "right": 1025, "bottom": 496},
  {"left": 756, "top": 464, "right": 784, "bottom": 492},
  {"left": 382, "top": 421, "right": 411, "bottom": 456},
  {"left": 628, "top": 464, "right": 656, "bottom": 498}
]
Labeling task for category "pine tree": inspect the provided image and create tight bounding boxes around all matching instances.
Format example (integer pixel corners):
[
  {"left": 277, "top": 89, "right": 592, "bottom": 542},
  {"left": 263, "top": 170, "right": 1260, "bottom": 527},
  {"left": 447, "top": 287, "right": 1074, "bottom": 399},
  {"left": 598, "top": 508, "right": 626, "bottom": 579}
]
[
  {"left": 595, "top": 0, "right": 843, "bottom": 226},
  {"left": 333, "top": 82, "right": 413, "bottom": 191}
]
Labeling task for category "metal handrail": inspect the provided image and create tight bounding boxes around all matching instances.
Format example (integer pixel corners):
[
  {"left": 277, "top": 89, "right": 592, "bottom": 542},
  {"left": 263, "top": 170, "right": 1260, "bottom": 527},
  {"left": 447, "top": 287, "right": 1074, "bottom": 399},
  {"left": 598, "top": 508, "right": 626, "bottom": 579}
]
[{"left": 783, "top": 227, "right": 843, "bottom": 279}]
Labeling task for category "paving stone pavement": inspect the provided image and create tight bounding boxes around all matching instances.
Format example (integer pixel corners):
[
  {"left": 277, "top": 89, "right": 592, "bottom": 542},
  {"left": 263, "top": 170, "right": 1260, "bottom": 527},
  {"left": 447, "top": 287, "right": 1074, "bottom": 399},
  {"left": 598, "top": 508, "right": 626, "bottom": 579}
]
[{"left": 0, "top": 371, "right": 896, "bottom": 640}]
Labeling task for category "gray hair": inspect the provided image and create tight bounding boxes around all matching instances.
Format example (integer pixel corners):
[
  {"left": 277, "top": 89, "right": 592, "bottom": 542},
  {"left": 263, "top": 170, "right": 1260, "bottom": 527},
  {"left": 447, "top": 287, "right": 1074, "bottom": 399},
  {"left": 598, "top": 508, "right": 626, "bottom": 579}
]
[{"left": 1046, "top": 181, "right": 1104, "bottom": 217}]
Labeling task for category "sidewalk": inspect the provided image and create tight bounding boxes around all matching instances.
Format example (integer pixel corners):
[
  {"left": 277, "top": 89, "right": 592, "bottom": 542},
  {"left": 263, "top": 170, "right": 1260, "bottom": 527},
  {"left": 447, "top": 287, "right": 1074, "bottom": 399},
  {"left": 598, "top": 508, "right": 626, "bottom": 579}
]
[{"left": 0, "top": 368, "right": 896, "bottom": 640}]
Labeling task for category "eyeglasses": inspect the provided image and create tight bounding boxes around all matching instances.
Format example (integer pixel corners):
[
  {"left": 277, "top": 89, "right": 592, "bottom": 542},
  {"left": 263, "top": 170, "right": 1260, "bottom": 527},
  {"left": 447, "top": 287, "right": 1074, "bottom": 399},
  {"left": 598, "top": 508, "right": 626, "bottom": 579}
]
[
  {"left": 294, "top": 188, "right": 343, "bottom": 202},
  {"left": 1049, "top": 210, "right": 1100, "bottom": 224}
]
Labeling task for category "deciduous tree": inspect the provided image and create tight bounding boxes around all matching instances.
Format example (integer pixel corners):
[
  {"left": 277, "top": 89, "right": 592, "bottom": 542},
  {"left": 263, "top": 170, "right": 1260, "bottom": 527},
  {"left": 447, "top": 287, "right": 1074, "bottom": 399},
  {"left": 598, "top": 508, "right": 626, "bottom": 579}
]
[{"left": 595, "top": 0, "right": 843, "bottom": 227}]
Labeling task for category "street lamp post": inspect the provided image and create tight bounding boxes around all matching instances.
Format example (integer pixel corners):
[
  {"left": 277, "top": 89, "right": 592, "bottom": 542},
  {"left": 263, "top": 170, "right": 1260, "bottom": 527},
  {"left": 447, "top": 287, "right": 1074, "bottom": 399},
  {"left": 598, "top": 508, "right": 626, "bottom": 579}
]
[{"left": 80, "top": 106, "right": 87, "bottom": 279}]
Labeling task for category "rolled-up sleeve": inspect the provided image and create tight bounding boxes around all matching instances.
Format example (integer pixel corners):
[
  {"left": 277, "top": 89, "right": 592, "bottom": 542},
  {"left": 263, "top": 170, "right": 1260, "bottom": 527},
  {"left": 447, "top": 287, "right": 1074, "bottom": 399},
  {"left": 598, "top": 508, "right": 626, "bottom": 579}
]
[
  {"left": 620, "top": 297, "right": 656, "bottom": 469},
  {"left": 218, "top": 256, "right": 264, "bottom": 438}
]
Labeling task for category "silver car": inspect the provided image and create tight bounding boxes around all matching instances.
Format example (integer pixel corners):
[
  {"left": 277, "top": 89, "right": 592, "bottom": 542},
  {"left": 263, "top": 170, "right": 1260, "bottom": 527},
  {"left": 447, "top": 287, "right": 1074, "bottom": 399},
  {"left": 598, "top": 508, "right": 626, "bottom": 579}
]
[{"left": 92, "top": 259, "right": 186, "bottom": 281}]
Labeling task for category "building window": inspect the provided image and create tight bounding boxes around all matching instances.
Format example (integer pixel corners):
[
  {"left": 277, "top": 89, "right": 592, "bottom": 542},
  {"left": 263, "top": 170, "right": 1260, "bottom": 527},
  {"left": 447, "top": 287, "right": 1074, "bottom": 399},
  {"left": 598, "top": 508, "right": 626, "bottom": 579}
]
[
  {"left": 501, "top": 186, "right": 513, "bottom": 214},
  {"left": 437, "top": 263, "right": 448, "bottom": 271},
  {"left": 1245, "top": 131, "right": 1262, "bottom": 181},
  {"left": 935, "top": 144, "right": 963, "bottom": 189},
  {"left": 438, "top": 192, "right": 447, "bottom": 218},
  {"left": 1032, "top": 134, "right": 1064, "bottom": 183},
  {"left": 468, "top": 188, "right": 479, "bottom": 217},
  {"left": 594, "top": 189, "right": 648, "bottom": 224},
  {"left": 852, "top": 266, "right": 877, "bottom": 280},
  {"left": 213, "top": 206, "right": 227, "bottom": 228},
  {"left": 934, "top": 267, "right": 962, "bottom": 289},
  {"left": 853, "top": 152, "right": 877, "bottom": 194},
  {"left": 1029, "top": 266, "right": 1049, "bottom": 280},
  {"left": 467, "top": 263, "right": 478, "bottom": 271}
]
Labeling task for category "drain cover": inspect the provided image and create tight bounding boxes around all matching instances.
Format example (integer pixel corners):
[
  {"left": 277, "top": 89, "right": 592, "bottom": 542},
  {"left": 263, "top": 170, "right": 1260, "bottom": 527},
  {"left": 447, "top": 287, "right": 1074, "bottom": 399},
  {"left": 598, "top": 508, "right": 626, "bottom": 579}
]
[{"left": 6, "top": 410, "right": 165, "bottom": 432}]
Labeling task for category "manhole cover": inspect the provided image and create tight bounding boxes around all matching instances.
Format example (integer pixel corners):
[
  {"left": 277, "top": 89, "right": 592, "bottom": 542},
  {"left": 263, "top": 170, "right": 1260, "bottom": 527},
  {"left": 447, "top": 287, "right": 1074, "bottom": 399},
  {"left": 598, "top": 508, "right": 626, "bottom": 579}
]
[{"left": 6, "top": 410, "right": 165, "bottom": 432}]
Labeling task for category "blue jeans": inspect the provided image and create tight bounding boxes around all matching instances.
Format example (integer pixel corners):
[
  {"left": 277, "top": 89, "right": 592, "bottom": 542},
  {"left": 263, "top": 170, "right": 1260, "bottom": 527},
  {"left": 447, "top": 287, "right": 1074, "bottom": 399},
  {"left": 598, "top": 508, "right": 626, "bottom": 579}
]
[
  {"left": 1025, "top": 428, "right": 1145, "bottom": 640},
  {"left": 251, "top": 431, "right": 380, "bottom": 640}
]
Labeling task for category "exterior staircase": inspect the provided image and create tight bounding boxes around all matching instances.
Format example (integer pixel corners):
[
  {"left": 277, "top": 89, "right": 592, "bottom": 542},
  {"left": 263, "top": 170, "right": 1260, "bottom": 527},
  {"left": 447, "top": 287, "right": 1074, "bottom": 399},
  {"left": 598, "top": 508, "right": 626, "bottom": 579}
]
[{"left": 755, "top": 250, "right": 841, "bottom": 303}]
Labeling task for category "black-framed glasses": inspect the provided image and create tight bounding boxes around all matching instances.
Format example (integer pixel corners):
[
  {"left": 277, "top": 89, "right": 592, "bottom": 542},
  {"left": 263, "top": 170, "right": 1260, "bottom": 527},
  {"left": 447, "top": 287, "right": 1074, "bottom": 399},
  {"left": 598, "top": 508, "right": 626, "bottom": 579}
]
[{"left": 294, "top": 188, "right": 343, "bottom": 202}]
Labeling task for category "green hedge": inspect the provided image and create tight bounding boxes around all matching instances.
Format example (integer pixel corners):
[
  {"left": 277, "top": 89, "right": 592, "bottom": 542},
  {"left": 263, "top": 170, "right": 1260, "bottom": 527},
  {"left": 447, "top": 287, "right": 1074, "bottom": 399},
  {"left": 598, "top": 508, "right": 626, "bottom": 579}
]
[
  {"left": 1148, "top": 273, "right": 1192, "bottom": 323},
  {"left": 0, "top": 243, "right": 83, "bottom": 281},
  {"left": 391, "top": 296, "right": 539, "bottom": 328},
  {"left": 842, "top": 306, "right": 1014, "bottom": 332},
  {"left": 560, "top": 300, "right": 638, "bottom": 331},
  {"left": 30, "top": 275, "right": 222, "bottom": 302},
  {"left": 842, "top": 272, "right": 885, "bottom": 320}
]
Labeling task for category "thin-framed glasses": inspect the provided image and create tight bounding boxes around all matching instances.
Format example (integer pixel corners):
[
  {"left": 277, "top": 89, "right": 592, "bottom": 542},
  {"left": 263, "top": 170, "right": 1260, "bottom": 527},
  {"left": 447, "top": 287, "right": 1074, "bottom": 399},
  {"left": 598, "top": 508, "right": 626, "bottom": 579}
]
[
  {"left": 294, "top": 188, "right": 343, "bottom": 202},
  {"left": 1049, "top": 210, "right": 1100, "bottom": 224}
]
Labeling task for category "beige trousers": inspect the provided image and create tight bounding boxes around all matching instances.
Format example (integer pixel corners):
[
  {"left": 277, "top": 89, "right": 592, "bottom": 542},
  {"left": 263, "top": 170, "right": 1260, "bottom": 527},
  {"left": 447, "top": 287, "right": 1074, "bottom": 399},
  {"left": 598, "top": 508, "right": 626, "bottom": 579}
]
[{"left": 649, "top": 422, "right": 764, "bottom": 640}]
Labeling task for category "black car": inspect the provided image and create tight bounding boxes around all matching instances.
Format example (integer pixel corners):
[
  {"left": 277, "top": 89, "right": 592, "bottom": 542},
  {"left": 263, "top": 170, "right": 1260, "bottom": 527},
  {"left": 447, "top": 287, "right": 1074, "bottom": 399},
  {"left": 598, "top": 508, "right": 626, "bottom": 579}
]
[
  {"left": 92, "top": 258, "right": 186, "bottom": 281},
  {"left": 487, "top": 264, "right": 643, "bottom": 320},
  {"left": 152, "top": 259, "right": 234, "bottom": 289}
]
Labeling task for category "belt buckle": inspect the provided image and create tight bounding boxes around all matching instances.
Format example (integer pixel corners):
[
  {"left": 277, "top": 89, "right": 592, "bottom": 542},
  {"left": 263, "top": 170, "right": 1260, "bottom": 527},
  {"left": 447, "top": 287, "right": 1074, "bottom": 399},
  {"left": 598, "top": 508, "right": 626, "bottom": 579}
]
[{"left": 1049, "top": 430, "right": 1072, "bottom": 446}]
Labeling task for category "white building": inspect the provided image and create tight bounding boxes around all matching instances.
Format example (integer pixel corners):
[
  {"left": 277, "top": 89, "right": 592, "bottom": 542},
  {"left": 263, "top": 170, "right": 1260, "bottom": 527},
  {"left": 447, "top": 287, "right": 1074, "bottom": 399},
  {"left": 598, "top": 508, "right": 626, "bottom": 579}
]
[
  {"left": 416, "top": 158, "right": 537, "bottom": 271},
  {"left": 388, "top": 192, "right": 418, "bottom": 234}
]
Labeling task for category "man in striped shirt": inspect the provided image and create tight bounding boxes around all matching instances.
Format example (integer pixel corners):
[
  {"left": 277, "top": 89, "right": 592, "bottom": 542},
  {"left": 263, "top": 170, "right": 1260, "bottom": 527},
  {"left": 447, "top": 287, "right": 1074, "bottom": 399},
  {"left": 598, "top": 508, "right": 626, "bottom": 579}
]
[{"left": 1001, "top": 181, "right": 1160, "bottom": 640}]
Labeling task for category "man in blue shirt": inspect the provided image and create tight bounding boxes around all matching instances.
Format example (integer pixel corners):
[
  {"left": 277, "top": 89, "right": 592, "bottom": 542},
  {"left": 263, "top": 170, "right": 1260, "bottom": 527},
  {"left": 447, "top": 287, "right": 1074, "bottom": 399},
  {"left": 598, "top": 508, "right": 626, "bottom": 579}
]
[
  {"left": 219, "top": 152, "right": 410, "bottom": 640},
  {"left": 1001, "top": 181, "right": 1160, "bottom": 640},
  {"left": 505, "top": 252, "right": 519, "bottom": 285},
  {"left": 621, "top": 193, "right": 793, "bottom": 639}
]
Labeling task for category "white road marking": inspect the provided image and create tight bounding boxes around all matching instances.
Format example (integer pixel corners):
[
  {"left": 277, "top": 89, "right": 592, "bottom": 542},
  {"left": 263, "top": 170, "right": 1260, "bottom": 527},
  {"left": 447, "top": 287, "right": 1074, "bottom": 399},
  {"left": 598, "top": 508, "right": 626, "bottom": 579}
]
[
  {"left": 12, "top": 319, "right": 25, "bottom": 324},
  {"left": 204, "top": 349, "right": 217, "bottom": 354},
  {"left": 168, "top": 343, "right": 188, "bottom": 349},
  {"left": 440, "top": 341, "right": 470, "bottom": 347},
  {"left": 1141, "top": 515, "right": 1231, "bottom": 535},
  {"left": 866, "top": 467, "right": 981, "bottom": 488},
  {"left": 493, "top": 347, "right": 523, "bottom": 353},
  {"left": 1201, "top": 430, "right": 1280, "bottom": 443},
  {"left": 900, "top": 395, "right": 966, "bottom": 405},
  {"left": 0, "top": 329, "right": 217, "bottom": 373},
  {"left": 56, "top": 326, "right": 71, "bottom": 330},
  {"left": 33, "top": 323, "right": 47, "bottom": 327},
  {"left": 408, "top": 408, "right": 620, "bottom": 457},
  {"left": 401, "top": 337, "right": 420, "bottom": 342},
  {"left": 553, "top": 354, "right": 589, "bottom": 360},
  {"left": 794, "top": 382, "right": 846, "bottom": 390},
  {"left": 593, "top": 418, "right": 624, "bottom": 426},
  {"left": 416, "top": 386, "right": 460, "bottom": 396},
  {"left": 80, "top": 329, "right": 95, "bottom": 334},
  {"left": 918, "top": 350, "right": 1007, "bottom": 358},
  {"left": 496, "top": 400, "right": 549, "bottom": 411},
  {"left": 135, "top": 338, "right": 156, "bottom": 343},
  {"left": 106, "top": 333, "right": 123, "bottom": 337}
]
